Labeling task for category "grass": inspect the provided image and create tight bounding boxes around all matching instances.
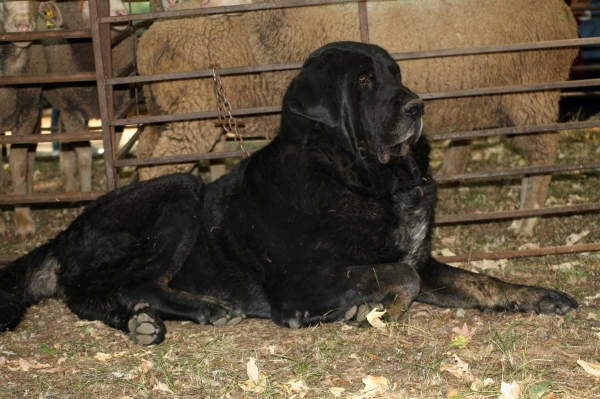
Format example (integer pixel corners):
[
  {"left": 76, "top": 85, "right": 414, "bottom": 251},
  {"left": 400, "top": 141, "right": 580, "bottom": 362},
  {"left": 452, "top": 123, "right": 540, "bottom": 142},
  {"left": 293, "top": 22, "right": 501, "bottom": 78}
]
[{"left": 1, "top": 130, "right": 600, "bottom": 398}]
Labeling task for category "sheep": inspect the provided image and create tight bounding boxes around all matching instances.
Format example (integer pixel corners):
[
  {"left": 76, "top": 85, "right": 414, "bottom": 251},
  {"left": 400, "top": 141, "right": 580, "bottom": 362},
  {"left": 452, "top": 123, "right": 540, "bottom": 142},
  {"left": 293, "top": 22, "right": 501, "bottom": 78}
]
[
  {"left": 137, "top": 0, "right": 577, "bottom": 236},
  {"left": 42, "top": 0, "right": 132, "bottom": 193},
  {"left": 136, "top": 0, "right": 269, "bottom": 181},
  {"left": 0, "top": 1, "right": 61, "bottom": 240}
]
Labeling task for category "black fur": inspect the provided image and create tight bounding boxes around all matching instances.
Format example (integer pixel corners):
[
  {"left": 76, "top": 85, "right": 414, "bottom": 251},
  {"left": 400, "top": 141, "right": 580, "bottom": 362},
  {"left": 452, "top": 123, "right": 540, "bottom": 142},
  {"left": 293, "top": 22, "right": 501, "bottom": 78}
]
[{"left": 0, "top": 42, "right": 578, "bottom": 343}]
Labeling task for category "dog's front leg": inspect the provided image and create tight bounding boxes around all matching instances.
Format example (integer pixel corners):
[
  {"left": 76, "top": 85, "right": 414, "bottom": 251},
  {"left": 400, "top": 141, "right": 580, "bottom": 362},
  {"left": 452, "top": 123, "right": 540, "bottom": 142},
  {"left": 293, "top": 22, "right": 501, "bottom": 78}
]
[
  {"left": 416, "top": 258, "right": 578, "bottom": 314},
  {"left": 268, "top": 262, "right": 421, "bottom": 328}
]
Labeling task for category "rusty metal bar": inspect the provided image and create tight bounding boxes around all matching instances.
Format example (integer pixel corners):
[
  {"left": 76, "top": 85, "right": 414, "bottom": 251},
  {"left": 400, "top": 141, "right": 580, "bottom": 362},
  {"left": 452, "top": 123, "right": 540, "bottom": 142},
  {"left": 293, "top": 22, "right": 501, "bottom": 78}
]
[
  {"left": 111, "top": 76, "right": 600, "bottom": 126},
  {"left": 114, "top": 97, "right": 140, "bottom": 120},
  {"left": 99, "top": 0, "right": 359, "bottom": 23},
  {"left": 389, "top": 37, "right": 598, "bottom": 61},
  {"left": 0, "top": 191, "right": 104, "bottom": 205},
  {"left": 420, "top": 78, "right": 600, "bottom": 101},
  {"left": 114, "top": 150, "right": 253, "bottom": 167},
  {"left": 436, "top": 162, "right": 600, "bottom": 183},
  {"left": 111, "top": 106, "right": 281, "bottom": 127},
  {"left": 0, "top": 29, "right": 91, "bottom": 42},
  {"left": 115, "top": 62, "right": 135, "bottom": 78},
  {"left": 358, "top": 1, "right": 369, "bottom": 44},
  {"left": 429, "top": 119, "right": 600, "bottom": 142},
  {"left": 107, "top": 62, "right": 305, "bottom": 86},
  {"left": 90, "top": 0, "right": 117, "bottom": 191},
  {"left": 0, "top": 72, "right": 96, "bottom": 86},
  {"left": 0, "top": 132, "right": 103, "bottom": 145},
  {"left": 107, "top": 37, "right": 599, "bottom": 86},
  {"left": 116, "top": 128, "right": 141, "bottom": 160},
  {"left": 437, "top": 242, "right": 600, "bottom": 264},
  {"left": 435, "top": 203, "right": 600, "bottom": 225}
]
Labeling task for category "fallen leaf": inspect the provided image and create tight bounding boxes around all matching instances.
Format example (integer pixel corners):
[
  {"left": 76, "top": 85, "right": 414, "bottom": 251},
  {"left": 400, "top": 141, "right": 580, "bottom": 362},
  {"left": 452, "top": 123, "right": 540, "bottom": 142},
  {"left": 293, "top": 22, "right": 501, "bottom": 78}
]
[
  {"left": 441, "top": 236, "right": 457, "bottom": 246},
  {"left": 565, "top": 230, "right": 590, "bottom": 246},
  {"left": 450, "top": 335, "right": 470, "bottom": 349},
  {"left": 585, "top": 293, "right": 600, "bottom": 301},
  {"left": 499, "top": 381, "right": 522, "bottom": 399},
  {"left": 528, "top": 381, "right": 552, "bottom": 399},
  {"left": 57, "top": 356, "right": 67, "bottom": 365},
  {"left": 452, "top": 323, "right": 477, "bottom": 340},
  {"left": 19, "top": 358, "right": 30, "bottom": 372},
  {"left": 359, "top": 375, "right": 389, "bottom": 398},
  {"left": 152, "top": 381, "right": 173, "bottom": 393},
  {"left": 329, "top": 387, "right": 345, "bottom": 397},
  {"left": 94, "top": 352, "right": 112, "bottom": 361},
  {"left": 247, "top": 357, "right": 259, "bottom": 382},
  {"left": 470, "top": 377, "right": 494, "bottom": 392},
  {"left": 518, "top": 243, "right": 539, "bottom": 251},
  {"left": 471, "top": 259, "right": 507, "bottom": 271},
  {"left": 0, "top": 356, "right": 5, "bottom": 366},
  {"left": 577, "top": 359, "right": 600, "bottom": 377},
  {"left": 284, "top": 380, "right": 309, "bottom": 398},
  {"left": 366, "top": 308, "right": 387, "bottom": 329},
  {"left": 440, "top": 354, "right": 472, "bottom": 380},
  {"left": 139, "top": 360, "right": 153, "bottom": 374},
  {"left": 441, "top": 248, "right": 456, "bottom": 257},
  {"left": 552, "top": 262, "right": 575, "bottom": 271},
  {"left": 41, "top": 367, "right": 61, "bottom": 374}
]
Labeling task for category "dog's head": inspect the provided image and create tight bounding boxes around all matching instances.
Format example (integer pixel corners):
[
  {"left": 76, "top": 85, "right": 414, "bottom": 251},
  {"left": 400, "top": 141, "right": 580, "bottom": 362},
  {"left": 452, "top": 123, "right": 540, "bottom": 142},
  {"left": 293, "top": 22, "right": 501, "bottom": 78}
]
[{"left": 282, "top": 41, "right": 423, "bottom": 165}]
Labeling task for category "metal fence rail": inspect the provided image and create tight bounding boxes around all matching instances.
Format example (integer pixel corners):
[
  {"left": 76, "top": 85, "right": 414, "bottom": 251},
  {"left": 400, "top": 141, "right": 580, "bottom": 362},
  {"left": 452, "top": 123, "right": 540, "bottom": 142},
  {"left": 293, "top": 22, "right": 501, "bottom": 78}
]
[{"left": 1, "top": 0, "right": 600, "bottom": 265}]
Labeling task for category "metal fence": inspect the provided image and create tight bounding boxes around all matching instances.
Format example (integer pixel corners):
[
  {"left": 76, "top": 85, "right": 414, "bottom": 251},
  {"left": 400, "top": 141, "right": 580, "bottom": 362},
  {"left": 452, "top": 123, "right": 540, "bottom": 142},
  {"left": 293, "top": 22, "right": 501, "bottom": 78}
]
[{"left": 1, "top": 0, "right": 600, "bottom": 265}]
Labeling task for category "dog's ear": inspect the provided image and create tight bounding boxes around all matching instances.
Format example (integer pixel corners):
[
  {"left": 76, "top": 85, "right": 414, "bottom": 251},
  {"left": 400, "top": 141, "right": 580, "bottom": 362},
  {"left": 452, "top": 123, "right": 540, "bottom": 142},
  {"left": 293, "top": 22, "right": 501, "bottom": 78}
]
[{"left": 288, "top": 56, "right": 341, "bottom": 128}]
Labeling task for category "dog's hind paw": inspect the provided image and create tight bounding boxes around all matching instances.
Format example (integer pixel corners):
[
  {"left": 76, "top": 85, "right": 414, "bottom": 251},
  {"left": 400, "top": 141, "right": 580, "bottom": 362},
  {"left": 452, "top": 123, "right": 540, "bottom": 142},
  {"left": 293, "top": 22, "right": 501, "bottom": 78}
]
[{"left": 127, "top": 302, "right": 166, "bottom": 346}]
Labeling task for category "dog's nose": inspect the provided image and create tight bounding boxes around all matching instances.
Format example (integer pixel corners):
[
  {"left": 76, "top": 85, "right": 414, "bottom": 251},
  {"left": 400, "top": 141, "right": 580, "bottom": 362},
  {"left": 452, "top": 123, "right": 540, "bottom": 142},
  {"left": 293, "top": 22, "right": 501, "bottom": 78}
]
[{"left": 404, "top": 98, "right": 424, "bottom": 117}]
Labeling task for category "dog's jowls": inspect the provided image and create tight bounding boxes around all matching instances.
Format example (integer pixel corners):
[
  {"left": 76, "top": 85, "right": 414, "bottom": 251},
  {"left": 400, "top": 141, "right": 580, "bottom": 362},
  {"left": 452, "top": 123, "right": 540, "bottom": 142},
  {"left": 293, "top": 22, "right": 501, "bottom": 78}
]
[{"left": 0, "top": 42, "right": 577, "bottom": 345}]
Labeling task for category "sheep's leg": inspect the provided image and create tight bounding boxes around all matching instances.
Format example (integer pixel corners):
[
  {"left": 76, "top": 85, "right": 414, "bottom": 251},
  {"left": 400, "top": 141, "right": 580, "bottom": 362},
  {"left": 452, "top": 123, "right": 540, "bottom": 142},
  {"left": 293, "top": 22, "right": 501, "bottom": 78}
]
[
  {"left": 60, "top": 142, "right": 78, "bottom": 192},
  {"left": 209, "top": 134, "right": 227, "bottom": 182},
  {"left": 509, "top": 132, "right": 558, "bottom": 236},
  {"left": 74, "top": 143, "right": 92, "bottom": 192},
  {"left": 9, "top": 145, "right": 35, "bottom": 240},
  {"left": 505, "top": 92, "right": 560, "bottom": 236},
  {"left": 435, "top": 139, "right": 472, "bottom": 177}
]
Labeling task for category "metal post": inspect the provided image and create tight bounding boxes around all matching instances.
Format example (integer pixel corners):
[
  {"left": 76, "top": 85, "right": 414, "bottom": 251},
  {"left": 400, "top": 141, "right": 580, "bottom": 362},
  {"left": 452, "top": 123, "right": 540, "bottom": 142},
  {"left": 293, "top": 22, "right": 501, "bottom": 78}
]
[
  {"left": 358, "top": 1, "right": 369, "bottom": 44},
  {"left": 89, "top": 0, "right": 118, "bottom": 191}
]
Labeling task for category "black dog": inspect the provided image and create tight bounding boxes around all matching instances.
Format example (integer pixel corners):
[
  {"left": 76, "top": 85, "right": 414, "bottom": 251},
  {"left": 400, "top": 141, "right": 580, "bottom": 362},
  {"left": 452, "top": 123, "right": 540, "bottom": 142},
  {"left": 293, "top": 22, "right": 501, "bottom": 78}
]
[{"left": 0, "top": 42, "right": 577, "bottom": 345}]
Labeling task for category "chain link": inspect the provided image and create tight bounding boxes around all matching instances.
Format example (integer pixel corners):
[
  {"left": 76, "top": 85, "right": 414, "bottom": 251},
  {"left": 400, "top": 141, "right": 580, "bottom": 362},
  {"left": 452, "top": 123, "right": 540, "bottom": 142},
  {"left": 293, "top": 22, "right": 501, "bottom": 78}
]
[{"left": 211, "top": 64, "right": 249, "bottom": 158}]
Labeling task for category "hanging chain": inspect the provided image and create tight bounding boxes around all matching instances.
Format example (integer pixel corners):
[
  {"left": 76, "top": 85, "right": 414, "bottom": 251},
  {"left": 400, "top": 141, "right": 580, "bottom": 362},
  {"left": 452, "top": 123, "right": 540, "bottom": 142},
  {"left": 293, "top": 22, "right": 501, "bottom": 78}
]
[{"left": 211, "top": 64, "right": 249, "bottom": 158}]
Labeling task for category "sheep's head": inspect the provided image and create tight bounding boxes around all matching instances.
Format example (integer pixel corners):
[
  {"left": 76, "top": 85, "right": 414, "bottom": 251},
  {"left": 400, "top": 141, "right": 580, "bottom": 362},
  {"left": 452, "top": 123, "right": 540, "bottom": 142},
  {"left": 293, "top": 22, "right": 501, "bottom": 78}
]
[
  {"left": 80, "top": 0, "right": 129, "bottom": 31},
  {"left": 0, "top": 1, "right": 62, "bottom": 48}
]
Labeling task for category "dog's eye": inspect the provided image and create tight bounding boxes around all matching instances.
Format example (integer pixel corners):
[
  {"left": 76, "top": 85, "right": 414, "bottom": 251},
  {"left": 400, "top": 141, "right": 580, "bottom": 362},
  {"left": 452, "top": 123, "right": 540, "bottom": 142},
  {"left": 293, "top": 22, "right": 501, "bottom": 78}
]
[{"left": 358, "top": 75, "right": 368, "bottom": 84}]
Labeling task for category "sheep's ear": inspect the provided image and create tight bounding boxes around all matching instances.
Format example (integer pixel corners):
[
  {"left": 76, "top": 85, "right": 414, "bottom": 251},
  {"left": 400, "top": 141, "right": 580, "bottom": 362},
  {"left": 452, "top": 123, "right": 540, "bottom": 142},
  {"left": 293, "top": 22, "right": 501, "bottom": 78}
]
[
  {"left": 288, "top": 55, "right": 341, "bottom": 129},
  {"left": 39, "top": 2, "right": 63, "bottom": 27}
]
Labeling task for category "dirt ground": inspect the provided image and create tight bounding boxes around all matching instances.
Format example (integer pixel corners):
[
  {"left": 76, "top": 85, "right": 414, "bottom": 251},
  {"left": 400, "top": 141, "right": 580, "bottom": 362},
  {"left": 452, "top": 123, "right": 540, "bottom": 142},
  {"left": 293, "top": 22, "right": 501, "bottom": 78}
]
[{"left": 1, "top": 130, "right": 599, "bottom": 398}]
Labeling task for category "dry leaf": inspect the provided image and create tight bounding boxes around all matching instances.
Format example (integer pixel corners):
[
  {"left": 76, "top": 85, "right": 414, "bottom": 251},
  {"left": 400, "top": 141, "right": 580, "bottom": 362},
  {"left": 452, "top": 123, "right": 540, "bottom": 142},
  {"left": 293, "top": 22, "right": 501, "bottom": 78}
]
[
  {"left": 94, "top": 352, "right": 112, "bottom": 361},
  {"left": 517, "top": 243, "right": 539, "bottom": 251},
  {"left": 452, "top": 323, "right": 477, "bottom": 340},
  {"left": 471, "top": 259, "right": 507, "bottom": 271},
  {"left": 240, "top": 358, "right": 268, "bottom": 393},
  {"left": 470, "top": 378, "right": 494, "bottom": 391},
  {"left": 139, "top": 360, "right": 153, "bottom": 374},
  {"left": 565, "top": 230, "right": 590, "bottom": 246},
  {"left": 585, "top": 293, "right": 600, "bottom": 301},
  {"left": 577, "top": 359, "right": 600, "bottom": 377},
  {"left": 0, "top": 356, "right": 5, "bottom": 366},
  {"left": 552, "top": 262, "right": 574, "bottom": 271},
  {"left": 19, "top": 358, "right": 30, "bottom": 372},
  {"left": 329, "top": 387, "right": 345, "bottom": 397},
  {"left": 29, "top": 360, "right": 50, "bottom": 369},
  {"left": 441, "top": 248, "right": 456, "bottom": 257},
  {"left": 247, "top": 357, "right": 259, "bottom": 382},
  {"left": 152, "top": 381, "right": 173, "bottom": 393},
  {"left": 357, "top": 375, "right": 389, "bottom": 398},
  {"left": 441, "top": 236, "right": 457, "bottom": 246},
  {"left": 41, "top": 367, "right": 61, "bottom": 374},
  {"left": 499, "top": 381, "right": 522, "bottom": 399},
  {"left": 57, "top": 356, "right": 67, "bottom": 365},
  {"left": 284, "top": 380, "right": 310, "bottom": 398},
  {"left": 366, "top": 308, "right": 387, "bottom": 329},
  {"left": 440, "top": 354, "right": 472, "bottom": 380}
]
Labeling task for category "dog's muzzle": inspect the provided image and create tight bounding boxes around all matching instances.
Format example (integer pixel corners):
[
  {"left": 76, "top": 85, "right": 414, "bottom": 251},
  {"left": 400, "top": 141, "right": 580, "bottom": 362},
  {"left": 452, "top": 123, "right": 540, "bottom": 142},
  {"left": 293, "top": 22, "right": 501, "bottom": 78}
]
[{"left": 377, "top": 98, "right": 424, "bottom": 164}]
